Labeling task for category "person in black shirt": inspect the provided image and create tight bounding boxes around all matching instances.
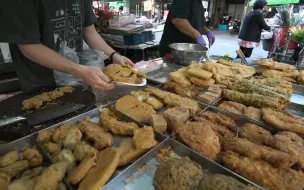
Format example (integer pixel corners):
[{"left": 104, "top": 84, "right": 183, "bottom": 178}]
[
  {"left": 238, "top": 0, "right": 270, "bottom": 57},
  {"left": 0, "top": 0, "right": 133, "bottom": 93},
  {"left": 159, "top": 0, "right": 215, "bottom": 57}
]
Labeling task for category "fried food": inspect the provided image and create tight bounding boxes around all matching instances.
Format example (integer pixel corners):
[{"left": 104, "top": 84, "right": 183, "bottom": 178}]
[
  {"left": 250, "top": 77, "right": 293, "bottom": 95},
  {"left": 52, "top": 149, "right": 76, "bottom": 171},
  {"left": 73, "top": 142, "right": 98, "bottom": 162},
  {"left": 78, "top": 147, "right": 120, "bottom": 190},
  {"left": 63, "top": 127, "right": 82, "bottom": 150},
  {"left": 239, "top": 123, "right": 272, "bottom": 145},
  {"left": 145, "top": 86, "right": 170, "bottom": 100},
  {"left": 0, "top": 172, "right": 10, "bottom": 190},
  {"left": 52, "top": 122, "right": 73, "bottom": 144},
  {"left": 277, "top": 131, "right": 304, "bottom": 146},
  {"left": 198, "top": 93, "right": 218, "bottom": 104},
  {"left": 244, "top": 106, "right": 262, "bottom": 121},
  {"left": 153, "top": 158, "right": 203, "bottom": 190},
  {"left": 223, "top": 138, "right": 297, "bottom": 168},
  {"left": 57, "top": 182, "right": 67, "bottom": 190},
  {"left": 68, "top": 152, "right": 97, "bottom": 185},
  {"left": 42, "top": 142, "right": 62, "bottom": 154},
  {"left": 257, "top": 59, "right": 296, "bottom": 72},
  {"left": 151, "top": 114, "right": 167, "bottom": 134},
  {"left": 198, "top": 174, "right": 251, "bottom": 190},
  {"left": 8, "top": 176, "right": 38, "bottom": 190},
  {"left": 130, "top": 91, "right": 150, "bottom": 101},
  {"left": 133, "top": 127, "right": 157, "bottom": 150},
  {"left": 189, "top": 77, "right": 215, "bottom": 88},
  {"left": 177, "top": 122, "right": 220, "bottom": 161},
  {"left": 163, "top": 93, "right": 200, "bottom": 116},
  {"left": 118, "top": 139, "right": 146, "bottom": 166},
  {"left": 99, "top": 108, "right": 139, "bottom": 135},
  {"left": 199, "top": 111, "right": 237, "bottom": 132},
  {"left": 22, "top": 148, "right": 43, "bottom": 167},
  {"left": 187, "top": 68, "right": 213, "bottom": 80},
  {"left": 163, "top": 81, "right": 198, "bottom": 99},
  {"left": 218, "top": 101, "right": 246, "bottom": 115},
  {"left": 262, "top": 108, "right": 304, "bottom": 135},
  {"left": 60, "top": 86, "right": 74, "bottom": 93},
  {"left": 297, "top": 70, "right": 304, "bottom": 85},
  {"left": 34, "top": 161, "right": 69, "bottom": 190},
  {"left": 77, "top": 120, "right": 113, "bottom": 150},
  {"left": 115, "top": 95, "right": 156, "bottom": 123},
  {"left": 0, "top": 160, "right": 29, "bottom": 178},
  {"left": 104, "top": 64, "right": 146, "bottom": 84},
  {"left": 37, "top": 129, "right": 55, "bottom": 143},
  {"left": 164, "top": 107, "right": 190, "bottom": 131},
  {"left": 21, "top": 167, "right": 44, "bottom": 178},
  {"left": 145, "top": 97, "right": 164, "bottom": 110},
  {"left": 222, "top": 151, "right": 304, "bottom": 190},
  {"left": 0, "top": 151, "right": 20, "bottom": 167},
  {"left": 170, "top": 69, "right": 192, "bottom": 87}
]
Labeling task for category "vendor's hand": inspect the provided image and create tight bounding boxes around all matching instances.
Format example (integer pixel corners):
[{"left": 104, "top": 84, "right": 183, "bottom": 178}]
[
  {"left": 206, "top": 31, "right": 215, "bottom": 46},
  {"left": 113, "top": 53, "right": 134, "bottom": 67},
  {"left": 196, "top": 36, "right": 207, "bottom": 46},
  {"left": 80, "top": 66, "right": 115, "bottom": 90}
]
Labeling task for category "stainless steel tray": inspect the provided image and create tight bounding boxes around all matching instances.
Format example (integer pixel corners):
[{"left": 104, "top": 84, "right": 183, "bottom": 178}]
[
  {"left": 145, "top": 62, "right": 182, "bottom": 85},
  {"left": 103, "top": 138, "right": 264, "bottom": 190},
  {"left": 291, "top": 84, "right": 304, "bottom": 106}
]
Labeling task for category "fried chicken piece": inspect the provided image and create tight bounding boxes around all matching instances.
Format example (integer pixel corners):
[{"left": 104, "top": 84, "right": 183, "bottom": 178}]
[
  {"left": 42, "top": 142, "right": 62, "bottom": 155},
  {"left": 52, "top": 122, "right": 73, "bottom": 144},
  {"left": 0, "top": 151, "right": 20, "bottom": 167},
  {"left": 222, "top": 151, "right": 304, "bottom": 190},
  {"left": 223, "top": 138, "right": 297, "bottom": 168},
  {"left": 130, "top": 91, "right": 150, "bottom": 102},
  {"left": 68, "top": 152, "right": 97, "bottom": 185},
  {"left": 0, "top": 172, "right": 10, "bottom": 190},
  {"left": 52, "top": 149, "right": 76, "bottom": 171},
  {"left": 22, "top": 148, "right": 43, "bottom": 167},
  {"left": 177, "top": 122, "right": 220, "bottom": 161},
  {"left": 118, "top": 139, "right": 146, "bottom": 166},
  {"left": 189, "top": 76, "right": 215, "bottom": 89},
  {"left": 262, "top": 108, "right": 304, "bottom": 135},
  {"left": 63, "top": 127, "right": 82, "bottom": 150},
  {"left": 199, "top": 111, "right": 237, "bottom": 132},
  {"left": 133, "top": 126, "right": 158, "bottom": 150},
  {"left": 146, "top": 97, "right": 164, "bottom": 110},
  {"left": 34, "top": 161, "right": 69, "bottom": 190},
  {"left": 239, "top": 123, "right": 272, "bottom": 145},
  {"left": 37, "top": 129, "right": 55, "bottom": 143},
  {"left": 257, "top": 59, "right": 296, "bottom": 72},
  {"left": 99, "top": 108, "right": 139, "bottom": 135},
  {"left": 77, "top": 120, "right": 113, "bottom": 150},
  {"left": 244, "top": 106, "right": 262, "bottom": 121},
  {"left": 78, "top": 147, "right": 120, "bottom": 190},
  {"left": 21, "top": 166, "right": 44, "bottom": 178},
  {"left": 0, "top": 160, "right": 29, "bottom": 178},
  {"left": 73, "top": 142, "right": 98, "bottom": 162},
  {"left": 115, "top": 95, "right": 156, "bottom": 123},
  {"left": 163, "top": 81, "right": 198, "bottom": 99}
]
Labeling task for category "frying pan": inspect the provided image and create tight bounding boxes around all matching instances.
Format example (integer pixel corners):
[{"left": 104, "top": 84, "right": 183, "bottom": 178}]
[{"left": 0, "top": 86, "right": 96, "bottom": 143}]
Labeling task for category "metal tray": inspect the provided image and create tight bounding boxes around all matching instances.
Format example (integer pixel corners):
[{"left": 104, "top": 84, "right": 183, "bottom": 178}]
[
  {"left": 103, "top": 138, "right": 264, "bottom": 190},
  {"left": 291, "top": 84, "right": 304, "bottom": 106},
  {"left": 145, "top": 62, "right": 182, "bottom": 85}
]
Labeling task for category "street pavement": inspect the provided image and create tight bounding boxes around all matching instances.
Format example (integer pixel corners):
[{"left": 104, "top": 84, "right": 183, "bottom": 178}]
[{"left": 205, "top": 31, "right": 268, "bottom": 58}]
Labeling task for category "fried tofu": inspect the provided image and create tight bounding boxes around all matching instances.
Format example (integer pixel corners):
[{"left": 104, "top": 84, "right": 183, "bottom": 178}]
[
  {"left": 164, "top": 107, "right": 190, "bottom": 131},
  {"left": 151, "top": 114, "right": 167, "bottom": 134}
]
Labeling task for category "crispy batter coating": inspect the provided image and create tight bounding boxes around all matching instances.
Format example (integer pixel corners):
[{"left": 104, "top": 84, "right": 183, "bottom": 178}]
[
  {"left": 239, "top": 123, "right": 272, "bottom": 145},
  {"left": 163, "top": 81, "right": 198, "bottom": 99},
  {"left": 23, "top": 148, "right": 43, "bottom": 167},
  {"left": 118, "top": 139, "right": 146, "bottom": 166},
  {"left": 63, "top": 127, "right": 82, "bottom": 150},
  {"left": 42, "top": 142, "right": 62, "bottom": 155},
  {"left": 0, "top": 151, "right": 20, "bottom": 167},
  {"left": 0, "top": 172, "right": 10, "bottom": 190},
  {"left": 133, "top": 126, "right": 158, "bottom": 150},
  {"left": 52, "top": 149, "right": 76, "bottom": 171},
  {"left": 0, "top": 160, "right": 29, "bottom": 178},
  {"left": 37, "top": 129, "right": 55, "bottom": 143},
  {"left": 52, "top": 122, "right": 73, "bottom": 144},
  {"left": 199, "top": 111, "right": 237, "bottom": 132},
  {"left": 73, "top": 142, "right": 98, "bottom": 162}
]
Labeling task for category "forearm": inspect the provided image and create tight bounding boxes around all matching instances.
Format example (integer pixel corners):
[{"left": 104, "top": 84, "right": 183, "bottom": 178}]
[
  {"left": 83, "top": 25, "right": 115, "bottom": 56},
  {"left": 18, "top": 44, "right": 84, "bottom": 77},
  {"left": 172, "top": 18, "right": 201, "bottom": 39}
]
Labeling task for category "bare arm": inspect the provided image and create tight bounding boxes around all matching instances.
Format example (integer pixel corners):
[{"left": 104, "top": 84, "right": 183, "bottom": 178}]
[{"left": 172, "top": 18, "right": 201, "bottom": 39}]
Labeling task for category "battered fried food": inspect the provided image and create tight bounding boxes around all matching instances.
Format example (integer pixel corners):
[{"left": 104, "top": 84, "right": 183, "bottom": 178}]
[
  {"left": 244, "top": 106, "right": 262, "bottom": 121},
  {"left": 239, "top": 123, "right": 272, "bottom": 145},
  {"left": 8, "top": 176, "right": 38, "bottom": 190},
  {"left": 222, "top": 151, "right": 304, "bottom": 190},
  {"left": 198, "top": 93, "right": 218, "bottom": 104},
  {"left": 262, "top": 108, "right": 304, "bottom": 135},
  {"left": 177, "top": 122, "right": 220, "bottom": 161},
  {"left": 42, "top": 142, "right": 62, "bottom": 154},
  {"left": 277, "top": 131, "right": 304, "bottom": 146},
  {"left": 198, "top": 174, "right": 251, "bottom": 190},
  {"left": 34, "top": 161, "right": 69, "bottom": 190},
  {"left": 218, "top": 101, "right": 246, "bottom": 115},
  {"left": 68, "top": 152, "right": 97, "bottom": 185},
  {"left": 153, "top": 158, "right": 203, "bottom": 190},
  {"left": 52, "top": 149, "right": 76, "bottom": 171},
  {"left": 60, "top": 86, "right": 74, "bottom": 93},
  {"left": 189, "top": 77, "right": 215, "bottom": 88},
  {"left": 169, "top": 69, "right": 192, "bottom": 87},
  {"left": 163, "top": 81, "right": 198, "bottom": 99},
  {"left": 63, "top": 127, "right": 82, "bottom": 150},
  {"left": 163, "top": 93, "right": 200, "bottom": 116},
  {"left": 0, "top": 172, "right": 10, "bottom": 190},
  {"left": 73, "top": 142, "right": 98, "bottom": 162},
  {"left": 0, "top": 160, "right": 29, "bottom": 178},
  {"left": 297, "top": 70, "right": 304, "bottom": 85},
  {"left": 223, "top": 138, "right": 297, "bottom": 168},
  {"left": 78, "top": 147, "right": 120, "bottom": 190},
  {"left": 145, "top": 86, "right": 171, "bottom": 100},
  {"left": 99, "top": 108, "right": 139, "bottom": 135},
  {"left": 118, "top": 139, "right": 146, "bottom": 166},
  {"left": 199, "top": 111, "right": 237, "bottom": 132},
  {"left": 37, "top": 129, "right": 55, "bottom": 143},
  {"left": 187, "top": 68, "right": 213, "bottom": 80},
  {"left": 77, "top": 120, "right": 113, "bottom": 150},
  {"left": 115, "top": 95, "right": 156, "bottom": 123},
  {"left": 21, "top": 167, "right": 44, "bottom": 178},
  {"left": 133, "top": 126, "right": 157, "bottom": 150},
  {"left": 257, "top": 59, "right": 296, "bottom": 72},
  {"left": 22, "top": 148, "right": 43, "bottom": 167},
  {"left": 52, "top": 122, "right": 73, "bottom": 144},
  {"left": 57, "top": 182, "right": 67, "bottom": 190},
  {"left": 104, "top": 64, "right": 146, "bottom": 84},
  {"left": 130, "top": 91, "right": 150, "bottom": 101},
  {"left": 145, "top": 97, "right": 164, "bottom": 110},
  {"left": 0, "top": 151, "right": 20, "bottom": 167}
]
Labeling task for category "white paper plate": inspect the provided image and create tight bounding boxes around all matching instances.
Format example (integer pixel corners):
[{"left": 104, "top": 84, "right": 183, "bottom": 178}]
[{"left": 115, "top": 78, "right": 147, "bottom": 87}]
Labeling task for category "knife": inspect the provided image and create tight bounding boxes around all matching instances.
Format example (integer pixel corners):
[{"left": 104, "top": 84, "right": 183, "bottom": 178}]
[{"left": 0, "top": 103, "right": 84, "bottom": 129}]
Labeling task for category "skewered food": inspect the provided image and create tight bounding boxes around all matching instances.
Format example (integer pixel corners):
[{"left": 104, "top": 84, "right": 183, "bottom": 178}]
[
  {"left": 0, "top": 160, "right": 29, "bottom": 178},
  {"left": 133, "top": 127, "right": 157, "bottom": 150},
  {"left": 78, "top": 147, "right": 120, "bottom": 190},
  {"left": 151, "top": 114, "right": 167, "bottom": 134},
  {"left": 239, "top": 123, "right": 272, "bottom": 145},
  {"left": 104, "top": 64, "right": 146, "bottom": 84},
  {"left": 0, "top": 151, "right": 20, "bottom": 167},
  {"left": 118, "top": 139, "right": 146, "bottom": 166},
  {"left": 73, "top": 142, "right": 98, "bottom": 162},
  {"left": 63, "top": 127, "right": 82, "bottom": 150},
  {"left": 162, "top": 81, "right": 198, "bottom": 98},
  {"left": 99, "top": 108, "right": 139, "bottom": 135},
  {"left": 36, "top": 129, "right": 55, "bottom": 143},
  {"left": 153, "top": 158, "right": 203, "bottom": 190},
  {"left": 21, "top": 167, "right": 44, "bottom": 178},
  {"left": 22, "top": 148, "right": 43, "bottom": 167},
  {"left": 145, "top": 86, "right": 171, "bottom": 100}
]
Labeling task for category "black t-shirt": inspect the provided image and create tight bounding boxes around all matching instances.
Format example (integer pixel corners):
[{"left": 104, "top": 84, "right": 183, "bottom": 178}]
[
  {"left": 1, "top": 0, "right": 96, "bottom": 93},
  {"left": 159, "top": 0, "right": 205, "bottom": 57}
]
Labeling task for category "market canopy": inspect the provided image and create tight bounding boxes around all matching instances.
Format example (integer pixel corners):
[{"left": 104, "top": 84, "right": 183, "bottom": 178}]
[{"left": 249, "top": 0, "right": 300, "bottom": 6}]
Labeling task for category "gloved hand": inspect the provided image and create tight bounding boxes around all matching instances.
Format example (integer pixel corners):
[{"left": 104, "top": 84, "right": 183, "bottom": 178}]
[
  {"left": 196, "top": 36, "right": 207, "bottom": 46},
  {"left": 206, "top": 31, "right": 215, "bottom": 46}
]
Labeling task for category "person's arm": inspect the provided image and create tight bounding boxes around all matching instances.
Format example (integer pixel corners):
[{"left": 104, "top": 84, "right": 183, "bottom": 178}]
[{"left": 258, "top": 12, "right": 270, "bottom": 30}]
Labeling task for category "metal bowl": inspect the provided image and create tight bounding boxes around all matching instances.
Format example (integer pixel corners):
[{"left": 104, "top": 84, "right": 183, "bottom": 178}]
[{"left": 169, "top": 43, "right": 208, "bottom": 66}]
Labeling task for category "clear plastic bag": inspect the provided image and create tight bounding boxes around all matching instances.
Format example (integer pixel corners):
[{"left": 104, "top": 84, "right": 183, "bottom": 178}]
[{"left": 54, "top": 43, "right": 106, "bottom": 86}]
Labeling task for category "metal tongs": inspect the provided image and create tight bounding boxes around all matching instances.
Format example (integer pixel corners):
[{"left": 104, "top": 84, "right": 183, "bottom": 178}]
[{"left": 236, "top": 50, "right": 249, "bottom": 65}]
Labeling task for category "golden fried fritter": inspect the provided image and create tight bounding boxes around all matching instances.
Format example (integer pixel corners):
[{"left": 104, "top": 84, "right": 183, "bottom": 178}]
[
  {"left": 63, "top": 127, "right": 82, "bottom": 150},
  {"left": 130, "top": 91, "right": 150, "bottom": 102},
  {"left": 163, "top": 81, "right": 198, "bottom": 99},
  {"left": 52, "top": 149, "right": 76, "bottom": 171},
  {"left": 37, "top": 129, "right": 55, "bottom": 143},
  {"left": 21, "top": 166, "right": 44, "bottom": 178},
  {"left": 0, "top": 172, "right": 10, "bottom": 190},
  {"left": 23, "top": 148, "right": 43, "bottom": 167},
  {"left": 0, "top": 160, "right": 29, "bottom": 178},
  {"left": 104, "top": 64, "right": 146, "bottom": 84},
  {"left": 239, "top": 123, "right": 273, "bottom": 145},
  {"left": 118, "top": 139, "right": 146, "bottom": 166},
  {"left": 52, "top": 122, "right": 73, "bottom": 144},
  {"left": 199, "top": 111, "right": 237, "bottom": 132},
  {"left": 133, "top": 126, "right": 158, "bottom": 150},
  {"left": 145, "top": 97, "right": 164, "bottom": 110},
  {"left": 73, "top": 142, "right": 98, "bottom": 162},
  {"left": 244, "top": 106, "right": 262, "bottom": 121},
  {"left": 0, "top": 151, "right": 20, "bottom": 167},
  {"left": 42, "top": 142, "right": 62, "bottom": 155}
]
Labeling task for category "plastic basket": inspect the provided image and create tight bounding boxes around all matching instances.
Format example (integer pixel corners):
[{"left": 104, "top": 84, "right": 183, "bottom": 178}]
[
  {"left": 123, "top": 31, "right": 153, "bottom": 45},
  {"left": 218, "top": 24, "right": 228, "bottom": 31}
]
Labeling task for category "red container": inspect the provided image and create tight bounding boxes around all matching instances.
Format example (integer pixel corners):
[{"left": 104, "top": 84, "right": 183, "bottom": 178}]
[{"left": 280, "top": 26, "right": 297, "bottom": 49}]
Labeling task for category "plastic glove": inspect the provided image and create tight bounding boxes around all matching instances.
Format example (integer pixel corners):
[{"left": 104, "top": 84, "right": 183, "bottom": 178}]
[
  {"left": 196, "top": 36, "right": 207, "bottom": 46},
  {"left": 206, "top": 31, "right": 215, "bottom": 46}
]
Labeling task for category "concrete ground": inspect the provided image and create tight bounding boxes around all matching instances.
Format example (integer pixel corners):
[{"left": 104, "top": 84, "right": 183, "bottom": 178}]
[{"left": 205, "top": 31, "right": 268, "bottom": 58}]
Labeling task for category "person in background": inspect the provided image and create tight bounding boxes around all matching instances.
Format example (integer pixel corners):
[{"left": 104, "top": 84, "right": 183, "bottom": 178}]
[
  {"left": 205, "top": 16, "right": 211, "bottom": 28},
  {"left": 159, "top": 0, "right": 215, "bottom": 57},
  {"left": 238, "top": 0, "right": 270, "bottom": 57}
]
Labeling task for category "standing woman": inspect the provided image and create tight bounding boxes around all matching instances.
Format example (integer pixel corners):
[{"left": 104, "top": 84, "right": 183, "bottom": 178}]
[{"left": 238, "top": 0, "right": 270, "bottom": 57}]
